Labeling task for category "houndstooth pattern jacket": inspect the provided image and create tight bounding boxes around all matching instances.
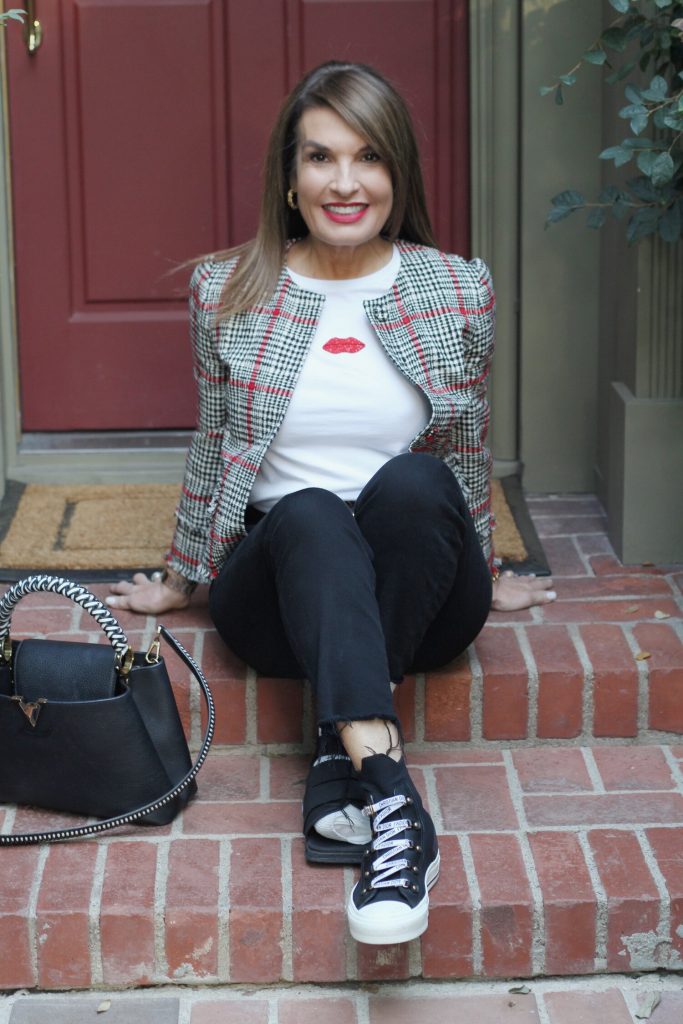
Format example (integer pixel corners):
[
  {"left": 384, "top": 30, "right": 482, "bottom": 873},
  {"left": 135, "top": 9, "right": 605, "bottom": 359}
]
[{"left": 167, "top": 240, "right": 496, "bottom": 582}]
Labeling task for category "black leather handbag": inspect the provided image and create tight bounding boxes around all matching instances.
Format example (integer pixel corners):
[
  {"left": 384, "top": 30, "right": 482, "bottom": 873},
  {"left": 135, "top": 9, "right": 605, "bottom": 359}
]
[{"left": 0, "top": 575, "right": 215, "bottom": 845}]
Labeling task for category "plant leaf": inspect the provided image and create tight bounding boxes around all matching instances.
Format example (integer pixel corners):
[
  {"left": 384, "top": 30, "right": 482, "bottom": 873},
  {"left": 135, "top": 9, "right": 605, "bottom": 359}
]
[
  {"left": 650, "top": 151, "right": 675, "bottom": 186},
  {"left": 627, "top": 207, "right": 660, "bottom": 243},
  {"left": 659, "top": 202, "right": 681, "bottom": 241},
  {"left": 654, "top": 608, "right": 673, "bottom": 619},
  {"left": 619, "top": 103, "right": 648, "bottom": 119},
  {"left": 540, "top": 85, "right": 555, "bottom": 96},
  {"left": 546, "top": 208, "right": 574, "bottom": 225},
  {"left": 622, "top": 136, "right": 663, "bottom": 150},
  {"left": 653, "top": 0, "right": 670, "bottom": 7},
  {"left": 587, "top": 207, "right": 607, "bottom": 229},
  {"left": 626, "top": 175, "right": 660, "bottom": 201},
  {"left": 599, "top": 185, "right": 622, "bottom": 203},
  {"left": 641, "top": 74, "right": 668, "bottom": 101},
  {"left": 600, "top": 145, "right": 633, "bottom": 166},
  {"left": 97, "top": 1001, "right": 112, "bottom": 1015},
  {"left": 555, "top": 84, "right": 564, "bottom": 106},
  {"left": 584, "top": 48, "right": 608, "bottom": 65},
  {"left": 637, "top": 150, "right": 659, "bottom": 175},
  {"left": 630, "top": 114, "right": 649, "bottom": 134},
  {"left": 552, "top": 190, "right": 585, "bottom": 208},
  {"left": 559, "top": 73, "right": 577, "bottom": 86},
  {"left": 635, "top": 650, "right": 652, "bottom": 661},
  {"left": 602, "top": 26, "right": 628, "bottom": 52},
  {"left": 608, "top": 0, "right": 631, "bottom": 11},
  {"left": 635, "top": 992, "right": 661, "bottom": 1019},
  {"left": 625, "top": 84, "right": 642, "bottom": 104}
]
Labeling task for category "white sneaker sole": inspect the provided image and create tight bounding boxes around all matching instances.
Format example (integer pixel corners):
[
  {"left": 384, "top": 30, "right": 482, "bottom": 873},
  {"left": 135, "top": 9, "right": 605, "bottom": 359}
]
[
  {"left": 314, "top": 803, "right": 372, "bottom": 845},
  {"left": 347, "top": 850, "right": 440, "bottom": 945}
]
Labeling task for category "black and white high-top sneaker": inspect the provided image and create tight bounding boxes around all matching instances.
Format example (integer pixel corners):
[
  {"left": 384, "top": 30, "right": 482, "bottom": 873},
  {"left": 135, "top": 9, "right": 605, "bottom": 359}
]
[{"left": 347, "top": 753, "right": 440, "bottom": 945}]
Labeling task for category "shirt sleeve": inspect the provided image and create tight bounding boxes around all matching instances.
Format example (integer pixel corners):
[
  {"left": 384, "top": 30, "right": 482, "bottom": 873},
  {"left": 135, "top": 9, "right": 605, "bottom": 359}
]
[
  {"left": 451, "top": 257, "right": 496, "bottom": 568},
  {"left": 166, "top": 262, "right": 229, "bottom": 582}
]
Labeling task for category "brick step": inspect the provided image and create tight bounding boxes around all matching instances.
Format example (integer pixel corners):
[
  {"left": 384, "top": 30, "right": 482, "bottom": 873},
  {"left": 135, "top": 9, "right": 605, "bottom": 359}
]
[
  {"left": 1, "top": 743, "right": 682, "bottom": 990},
  {"left": 6, "top": 572, "right": 683, "bottom": 748}
]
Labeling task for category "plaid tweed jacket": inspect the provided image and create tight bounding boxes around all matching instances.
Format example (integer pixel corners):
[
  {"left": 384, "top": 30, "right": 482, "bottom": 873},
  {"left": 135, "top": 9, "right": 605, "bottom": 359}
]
[{"left": 167, "top": 240, "right": 496, "bottom": 582}]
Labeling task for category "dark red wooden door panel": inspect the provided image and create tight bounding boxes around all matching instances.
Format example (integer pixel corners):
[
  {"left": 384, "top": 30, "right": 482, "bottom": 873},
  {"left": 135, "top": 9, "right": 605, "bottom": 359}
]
[{"left": 6, "top": 0, "right": 469, "bottom": 431}]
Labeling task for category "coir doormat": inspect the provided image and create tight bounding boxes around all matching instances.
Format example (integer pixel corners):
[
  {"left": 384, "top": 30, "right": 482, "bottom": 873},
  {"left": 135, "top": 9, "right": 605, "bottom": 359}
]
[{"left": 0, "top": 477, "right": 549, "bottom": 582}]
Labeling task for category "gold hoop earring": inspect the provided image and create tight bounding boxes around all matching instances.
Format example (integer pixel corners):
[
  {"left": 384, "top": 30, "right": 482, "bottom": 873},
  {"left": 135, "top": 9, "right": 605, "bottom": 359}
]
[{"left": 287, "top": 188, "right": 298, "bottom": 211}]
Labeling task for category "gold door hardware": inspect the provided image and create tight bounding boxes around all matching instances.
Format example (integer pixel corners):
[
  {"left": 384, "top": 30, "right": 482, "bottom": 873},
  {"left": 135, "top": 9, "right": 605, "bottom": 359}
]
[{"left": 23, "top": 0, "right": 42, "bottom": 55}]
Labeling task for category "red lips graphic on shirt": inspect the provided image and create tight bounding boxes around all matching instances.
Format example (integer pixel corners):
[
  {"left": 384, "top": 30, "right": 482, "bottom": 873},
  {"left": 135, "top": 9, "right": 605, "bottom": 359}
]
[{"left": 323, "top": 337, "right": 366, "bottom": 354}]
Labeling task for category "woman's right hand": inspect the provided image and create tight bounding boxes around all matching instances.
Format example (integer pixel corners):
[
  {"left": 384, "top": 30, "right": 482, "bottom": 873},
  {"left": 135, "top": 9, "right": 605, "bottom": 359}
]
[{"left": 105, "top": 573, "right": 191, "bottom": 615}]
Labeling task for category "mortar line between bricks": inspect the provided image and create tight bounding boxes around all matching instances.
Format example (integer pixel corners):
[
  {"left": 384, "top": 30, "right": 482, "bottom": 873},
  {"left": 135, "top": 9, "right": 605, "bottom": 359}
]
[
  {"left": 577, "top": 830, "right": 608, "bottom": 971},
  {"left": 414, "top": 671, "right": 426, "bottom": 743},
  {"left": 444, "top": 821, "right": 683, "bottom": 835},
  {"left": 672, "top": 617, "right": 683, "bottom": 644},
  {"left": 580, "top": 748, "right": 606, "bottom": 793},
  {"left": 661, "top": 745, "right": 683, "bottom": 794},
  {"left": 343, "top": 865, "right": 359, "bottom": 980},
  {"left": 88, "top": 842, "right": 107, "bottom": 986},
  {"left": 458, "top": 834, "right": 483, "bottom": 975},
  {"left": 408, "top": 935, "right": 422, "bottom": 977},
  {"left": 280, "top": 836, "right": 293, "bottom": 983},
  {"left": 502, "top": 750, "right": 545, "bottom": 973},
  {"left": 634, "top": 826, "right": 674, "bottom": 968},
  {"left": 514, "top": 626, "right": 538, "bottom": 740},
  {"left": 260, "top": 755, "right": 270, "bottom": 800},
  {"left": 622, "top": 624, "right": 651, "bottom": 736},
  {"left": 245, "top": 667, "right": 257, "bottom": 746},
  {"left": 267, "top": 995, "right": 279, "bottom": 1024},
  {"left": 189, "top": 630, "right": 205, "bottom": 750},
  {"left": 217, "top": 839, "right": 231, "bottom": 982},
  {"left": 666, "top": 579, "right": 683, "bottom": 615},
  {"left": 356, "top": 990, "right": 371, "bottom": 1024},
  {"left": 0, "top": 805, "right": 16, "bottom": 836},
  {"left": 70, "top": 602, "right": 81, "bottom": 631},
  {"left": 27, "top": 844, "right": 49, "bottom": 985},
  {"left": 534, "top": 991, "right": 553, "bottom": 1024},
  {"left": 154, "top": 839, "right": 171, "bottom": 981},
  {"left": 422, "top": 767, "right": 443, "bottom": 834},
  {"left": 568, "top": 624, "right": 595, "bottom": 739},
  {"left": 467, "top": 644, "right": 483, "bottom": 742},
  {"left": 177, "top": 993, "right": 192, "bottom": 1024},
  {"left": 571, "top": 533, "right": 594, "bottom": 575},
  {"left": 141, "top": 614, "right": 157, "bottom": 650}
]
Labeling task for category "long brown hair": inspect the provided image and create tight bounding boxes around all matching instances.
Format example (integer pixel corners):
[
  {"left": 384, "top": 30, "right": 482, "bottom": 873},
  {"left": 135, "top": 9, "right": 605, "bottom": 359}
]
[{"left": 214, "top": 61, "right": 436, "bottom": 318}]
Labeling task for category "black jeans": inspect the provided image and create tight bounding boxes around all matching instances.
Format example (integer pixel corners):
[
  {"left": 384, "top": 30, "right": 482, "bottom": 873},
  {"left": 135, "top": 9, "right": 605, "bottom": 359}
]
[{"left": 208, "top": 453, "right": 491, "bottom": 728}]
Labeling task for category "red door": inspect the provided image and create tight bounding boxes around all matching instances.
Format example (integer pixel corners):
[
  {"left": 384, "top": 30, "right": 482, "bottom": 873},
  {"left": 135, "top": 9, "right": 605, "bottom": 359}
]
[{"left": 5, "top": 0, "right": 469, "bottom": 432}]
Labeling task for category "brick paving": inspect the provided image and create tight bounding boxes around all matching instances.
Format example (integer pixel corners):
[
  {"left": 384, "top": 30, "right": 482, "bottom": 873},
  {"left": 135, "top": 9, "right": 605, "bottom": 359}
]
[
  {"left": 1, "top": 980, "right": 683, "bottom": 1024},
  {"left": 0, "top": 494, "right": 682, "bottom": 991}
]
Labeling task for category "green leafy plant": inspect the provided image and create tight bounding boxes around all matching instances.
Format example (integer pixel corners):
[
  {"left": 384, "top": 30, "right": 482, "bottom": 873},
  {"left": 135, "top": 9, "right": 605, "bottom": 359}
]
[
  {"left": 0, "top": 10, "right": 26, "bottom": 26},
  {"left": 542, "top": 0, "right": 683, "bottom": 244}
]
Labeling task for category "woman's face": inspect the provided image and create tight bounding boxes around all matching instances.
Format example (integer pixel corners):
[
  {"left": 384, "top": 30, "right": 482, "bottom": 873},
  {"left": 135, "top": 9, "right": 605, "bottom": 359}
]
[{"left": 291, "top": 106, "right": 393, "bottom": 252}]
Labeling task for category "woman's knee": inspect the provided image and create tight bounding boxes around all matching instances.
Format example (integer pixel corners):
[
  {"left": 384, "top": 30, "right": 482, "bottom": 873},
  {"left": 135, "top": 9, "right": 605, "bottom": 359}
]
[
  {"left": 265, "top": 487, "right": 353, "bottom": 543},
  {"left": 360, "top": 453, "right": 464, "bottom": 513}
]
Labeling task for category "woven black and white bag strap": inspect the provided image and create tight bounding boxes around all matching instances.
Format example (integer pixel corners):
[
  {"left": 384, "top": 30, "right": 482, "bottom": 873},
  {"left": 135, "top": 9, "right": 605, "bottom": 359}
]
[
  {"left": 0, "top": 575, "right": 129, "bottom": 656},
  {"left": 0, "top": 619, "right": 215, "bottom": 845}
]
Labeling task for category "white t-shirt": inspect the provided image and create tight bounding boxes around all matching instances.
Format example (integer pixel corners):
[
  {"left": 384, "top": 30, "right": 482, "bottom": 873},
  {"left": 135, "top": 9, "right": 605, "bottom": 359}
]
[{"left": 249, "top": 246, "right": 430, "bottom": 511}]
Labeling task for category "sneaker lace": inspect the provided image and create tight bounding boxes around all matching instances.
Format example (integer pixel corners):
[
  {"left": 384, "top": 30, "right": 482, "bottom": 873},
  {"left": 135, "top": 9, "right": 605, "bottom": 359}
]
[{"left": 363, "top": 794, "right": 416, "bottom": 890}]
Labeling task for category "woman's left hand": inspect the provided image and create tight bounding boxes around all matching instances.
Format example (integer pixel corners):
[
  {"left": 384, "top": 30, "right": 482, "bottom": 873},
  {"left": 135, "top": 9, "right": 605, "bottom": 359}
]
[{"left": 491, "top": 571, "right": 556, "bottom": 612}]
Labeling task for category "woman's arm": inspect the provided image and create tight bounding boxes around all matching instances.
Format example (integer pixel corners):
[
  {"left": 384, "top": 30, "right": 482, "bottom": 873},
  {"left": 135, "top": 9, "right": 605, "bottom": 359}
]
[
  {"left": 449, "top": 258, "right": 555, "bottom": 612},
  {"left": 108, "top": 262, "right": 229, "bottom": 614}
]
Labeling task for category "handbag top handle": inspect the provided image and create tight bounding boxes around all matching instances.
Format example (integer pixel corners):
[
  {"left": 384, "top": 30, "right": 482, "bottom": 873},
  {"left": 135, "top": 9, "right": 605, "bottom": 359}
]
[{"left": 0, "top": 575, "right": 130, "bottom": 657}]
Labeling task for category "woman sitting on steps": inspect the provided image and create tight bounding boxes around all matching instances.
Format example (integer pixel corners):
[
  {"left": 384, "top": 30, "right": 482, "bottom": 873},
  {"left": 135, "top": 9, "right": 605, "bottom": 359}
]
[{"left": 106, "top": 60, "right": 555, "bottom": 946}]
